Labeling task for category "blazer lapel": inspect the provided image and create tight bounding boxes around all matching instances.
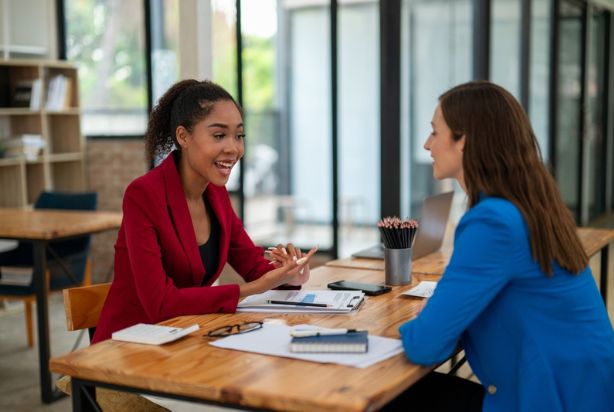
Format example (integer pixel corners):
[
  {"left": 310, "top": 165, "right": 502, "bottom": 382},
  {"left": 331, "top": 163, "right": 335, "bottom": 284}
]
[{"left": 161, "top": 152, "right": 204, "bottom": 284}]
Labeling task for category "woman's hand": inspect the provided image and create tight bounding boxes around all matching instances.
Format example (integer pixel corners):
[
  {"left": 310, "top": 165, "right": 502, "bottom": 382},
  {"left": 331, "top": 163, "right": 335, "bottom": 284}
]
[
  {"left": 267, "top": 244, "right": 318, "bottom": 286},
  {"left": 239, "top": 245, "right": 318, "bottom": 298}
]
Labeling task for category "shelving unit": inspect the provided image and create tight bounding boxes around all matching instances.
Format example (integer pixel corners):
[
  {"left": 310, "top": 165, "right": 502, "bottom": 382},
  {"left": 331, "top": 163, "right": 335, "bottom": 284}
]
[{"left": 0, "top": 59, "right": 85, "bottom": 207}]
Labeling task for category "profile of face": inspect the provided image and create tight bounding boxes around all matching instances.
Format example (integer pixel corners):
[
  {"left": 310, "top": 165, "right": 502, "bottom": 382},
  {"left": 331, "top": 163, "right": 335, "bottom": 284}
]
[
  {"left": 177, "top": 99, "right": 245, "bottom": 187},
  {"left": 423, "top": 104, "right": 465, "bottom": 182}
]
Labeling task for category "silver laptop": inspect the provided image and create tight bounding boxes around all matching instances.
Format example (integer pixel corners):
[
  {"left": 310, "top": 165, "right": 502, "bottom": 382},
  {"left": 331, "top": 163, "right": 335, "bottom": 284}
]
[{"left": 351, "top": 191, "right": 454, "bottom": 260}]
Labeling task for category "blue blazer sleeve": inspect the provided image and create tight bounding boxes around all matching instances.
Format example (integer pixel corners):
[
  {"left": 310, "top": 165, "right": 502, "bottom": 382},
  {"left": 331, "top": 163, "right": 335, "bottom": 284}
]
[{"left": 399, "top": 204, "right": 517, "bottom": 365}]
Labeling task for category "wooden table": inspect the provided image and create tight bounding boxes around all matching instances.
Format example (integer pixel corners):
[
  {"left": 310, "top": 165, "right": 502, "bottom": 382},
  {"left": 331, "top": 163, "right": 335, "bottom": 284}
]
[
  {"left": 50, "top": 266, "right": 442, "bottom": 412},
  {"left": 328, "top": 227, "right": 614, "bottom": 304},
  {"left": 0, "top": 208, "right": 122, "bottom": 403}
]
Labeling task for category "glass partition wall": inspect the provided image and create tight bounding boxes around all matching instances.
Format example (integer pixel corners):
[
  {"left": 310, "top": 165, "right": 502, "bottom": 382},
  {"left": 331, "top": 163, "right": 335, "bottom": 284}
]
[
  {"left": 213, "top": 0, "right": 382, "bottom": 257},
  {"left": 238, "top": 1, "right": 335, "bottom": 253},
  {"left": 209, "top": 0, "right": 614, "bottom": 256},
  {"left": 400, "top": 0, "right": 473, "bottom": 220}
]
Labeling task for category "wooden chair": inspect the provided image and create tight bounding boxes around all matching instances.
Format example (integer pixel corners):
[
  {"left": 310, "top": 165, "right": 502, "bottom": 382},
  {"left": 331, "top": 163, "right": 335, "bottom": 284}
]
[
  {"left": 60, "top": 283, "right": 169, "bottom": 411},
  {"left": 62, "top": 282, "right": 110, "bottom": 340}
]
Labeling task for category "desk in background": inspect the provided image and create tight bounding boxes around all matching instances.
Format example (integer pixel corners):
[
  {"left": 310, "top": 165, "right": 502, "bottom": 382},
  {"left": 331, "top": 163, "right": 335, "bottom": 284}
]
[
  {"left": 51, "top": 266, "right": 441, "bottom": 412},
  {"left": 0, "top": 208, "right": 122, "bottom": 403},
  {"left": 328, "top": 227, "right": 614, "bottom": 304}
]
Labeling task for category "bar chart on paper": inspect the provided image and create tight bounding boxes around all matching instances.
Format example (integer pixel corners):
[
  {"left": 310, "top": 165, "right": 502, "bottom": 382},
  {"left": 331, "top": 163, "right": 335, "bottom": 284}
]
[{"left": 237, "top": 290, "right": 365, "bottom": 313}]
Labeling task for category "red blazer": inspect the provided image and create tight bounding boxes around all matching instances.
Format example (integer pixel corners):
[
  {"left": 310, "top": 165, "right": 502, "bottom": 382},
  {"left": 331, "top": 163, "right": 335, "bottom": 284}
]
[{"left": 93, "top": 152, "right": 273, "bottom": 343}]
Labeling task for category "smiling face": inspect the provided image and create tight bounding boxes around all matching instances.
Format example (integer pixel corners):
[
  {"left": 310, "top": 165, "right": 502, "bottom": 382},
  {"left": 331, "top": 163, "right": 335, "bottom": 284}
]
[
  {"left": 177, "top": 99, "right": 244, "bottom": 191},
  {"left": 423, "top": 104, "right": 465, "bottom": 187}
]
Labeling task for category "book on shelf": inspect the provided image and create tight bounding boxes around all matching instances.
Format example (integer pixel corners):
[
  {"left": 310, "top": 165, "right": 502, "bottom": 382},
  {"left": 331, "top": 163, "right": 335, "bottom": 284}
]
[
  {"left": 111, "top": 323, "right": 199, "bottom": 345},
  {"left": 3, "top": 134, "right": 45, "bottom": 161},
  {"left": 29, "top": 79, "right": 42, "bottom": 110},
  {"left": 45, "top": 75, "right": 73, "bottom": 110},
  {"left": 11, "top": 80, "right": 33, "bottom": 108},
  {"left": 290, "top": 330, "right": 369, "bottom": 353}
]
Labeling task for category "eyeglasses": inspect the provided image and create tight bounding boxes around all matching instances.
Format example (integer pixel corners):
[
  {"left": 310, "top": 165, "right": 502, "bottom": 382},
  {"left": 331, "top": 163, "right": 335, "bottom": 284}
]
[{"left": 205, "top": 321, "right": 263, "bottom": 337}]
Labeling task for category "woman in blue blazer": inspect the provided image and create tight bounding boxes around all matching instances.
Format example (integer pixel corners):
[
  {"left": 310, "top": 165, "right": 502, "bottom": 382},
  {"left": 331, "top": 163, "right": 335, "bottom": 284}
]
[{"left": 391, "top": 81, "right": 614, "bottom": 411}]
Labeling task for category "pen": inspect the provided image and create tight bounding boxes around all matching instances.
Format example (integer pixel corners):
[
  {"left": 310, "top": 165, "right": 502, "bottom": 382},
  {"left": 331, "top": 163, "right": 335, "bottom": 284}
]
[
  {"left": 290, "top": 328, "right": 363, "bottom": 337},
  {"left": 266, "top": 300, "right": 330, "bottom": 308}
]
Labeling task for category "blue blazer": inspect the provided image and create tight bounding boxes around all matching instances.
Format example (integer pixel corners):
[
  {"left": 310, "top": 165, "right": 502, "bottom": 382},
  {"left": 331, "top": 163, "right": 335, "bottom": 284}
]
[{"left": 400, "top": 196, "right": 614, "bottom": 411}]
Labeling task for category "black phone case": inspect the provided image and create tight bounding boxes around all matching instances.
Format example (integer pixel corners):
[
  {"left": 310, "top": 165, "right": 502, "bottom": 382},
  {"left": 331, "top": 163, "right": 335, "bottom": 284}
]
[{"left": 327, "top": 281, "right": 391, "bottom": 296}]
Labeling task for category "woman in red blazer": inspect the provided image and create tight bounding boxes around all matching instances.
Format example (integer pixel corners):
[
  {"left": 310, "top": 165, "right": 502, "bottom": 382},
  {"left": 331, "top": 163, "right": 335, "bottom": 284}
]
[{"left": 93, "top": 80, "right": 315, "bottom": 343}]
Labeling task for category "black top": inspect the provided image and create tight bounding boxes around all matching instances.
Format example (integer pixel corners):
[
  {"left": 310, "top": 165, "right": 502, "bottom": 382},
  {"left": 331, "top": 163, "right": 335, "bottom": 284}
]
[{"left": 198, "top": 198, "right": 220, "bottom": 285}]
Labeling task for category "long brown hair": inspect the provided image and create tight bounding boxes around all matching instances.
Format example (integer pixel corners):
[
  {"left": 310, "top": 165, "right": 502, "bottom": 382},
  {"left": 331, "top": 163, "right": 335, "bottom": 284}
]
[
  {"left": 144, "top": 79, "right": 241, "bottom": 164},
  {"left": 439, "top": 81, "right": 587, "bottom": 275}
]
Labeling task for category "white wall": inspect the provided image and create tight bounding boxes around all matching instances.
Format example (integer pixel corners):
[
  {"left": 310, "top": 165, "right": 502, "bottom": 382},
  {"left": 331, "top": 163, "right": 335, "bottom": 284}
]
[{"left": 0, "top": 0, "right": 57, "bottom": 59}]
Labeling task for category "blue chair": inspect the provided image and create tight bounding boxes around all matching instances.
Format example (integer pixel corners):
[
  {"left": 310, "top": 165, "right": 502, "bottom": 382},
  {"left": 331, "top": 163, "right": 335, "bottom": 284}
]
[{"left": 0, "top": 191, "right": 97, "bottom": 347}]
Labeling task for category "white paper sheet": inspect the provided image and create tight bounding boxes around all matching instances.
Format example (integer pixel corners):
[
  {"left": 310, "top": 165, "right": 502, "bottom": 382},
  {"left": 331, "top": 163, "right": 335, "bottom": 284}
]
[
  {"left": 401, "top": 281, "right": 438, "bottom": 298},
  {"left": 209, "top": 323, "right": 404, "bottom": 368},
  {"left": 237, "top": 290, "right": 365, "bottom": 313}
]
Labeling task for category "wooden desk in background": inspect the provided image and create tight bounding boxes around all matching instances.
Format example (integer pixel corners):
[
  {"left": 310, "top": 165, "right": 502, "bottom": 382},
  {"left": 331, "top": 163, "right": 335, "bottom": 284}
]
[
  {"left": 51, "top": 266, "right": 441, "bottom": 412},
  {"left": 327, "top": 227, "right": 614, "bottom": 304},
  {"left": 0, "top": 208, "right": 122, "bottom": 404}
]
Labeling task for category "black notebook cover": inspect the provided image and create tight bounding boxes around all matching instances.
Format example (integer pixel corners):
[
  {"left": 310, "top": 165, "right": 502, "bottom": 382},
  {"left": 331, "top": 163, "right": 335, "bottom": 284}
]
[{"left": 290, "top": 331, "right": 368, "bottom": 353}]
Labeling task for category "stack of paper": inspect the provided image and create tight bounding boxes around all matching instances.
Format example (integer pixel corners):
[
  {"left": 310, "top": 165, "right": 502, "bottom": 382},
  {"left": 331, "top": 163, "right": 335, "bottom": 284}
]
[
  {"left": 237, "top": 290, "right": 365, "bottom": 314},
  {"left": 4, "top": 134, "right": 45, "bottom": 160},
  {"left": 0, "top": 266, "right": 33, "bottom": 286},
  {"left": 210, "top": 323, "right": 404, "bottom": 368},
  {"left": 402, "top": 281, "right": 438, "bottom": 298}
]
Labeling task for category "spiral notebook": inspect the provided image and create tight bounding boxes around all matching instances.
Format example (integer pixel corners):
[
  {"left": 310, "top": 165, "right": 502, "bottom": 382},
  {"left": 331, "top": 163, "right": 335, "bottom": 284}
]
[{"left": 290, "top": 331, "right": 368, "bottom": 353}]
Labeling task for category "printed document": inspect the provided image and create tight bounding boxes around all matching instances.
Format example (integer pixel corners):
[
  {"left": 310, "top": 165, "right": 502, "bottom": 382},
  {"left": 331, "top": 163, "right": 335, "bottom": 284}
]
[{"left": 237, "top": 290, "right": 365, "bottom": 313}]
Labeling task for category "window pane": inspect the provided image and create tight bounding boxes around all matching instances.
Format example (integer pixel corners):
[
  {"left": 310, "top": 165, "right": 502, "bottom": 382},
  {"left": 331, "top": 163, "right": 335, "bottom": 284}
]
[
  {"left": 211, "top": 0, "right": 239, "bottom": 191},
  {"left": 491, "top": 0, "right": 521, "bottom": 98},
  {"left": 237, "top": 0, "right": 332, "bottom": 251},
  {"left": 586, "top": 9, "right": 607, "bottom": 220},
  {"left": 529, "top": 0, "right": 550, "bottom": 162},
  {"left": 151, "top": 0, "right": 180, "bottom": 104},
  {"left": 64, "top": 0, "right": 147, "bottom": 136},
  {"left": 401, "top": 0, "right": 472, "bottom": 218},
  {"left": 338, "top": 1, "right": 380, "bottom": 257},
  {"left": 556, "top": 0, "right": 583, "bottom": 216},
  {"left": 211, "top": 0, "right": 238, "bottom": 98},
  {"left": 285, "top": 3, "right": 332, "bottom": 250}
]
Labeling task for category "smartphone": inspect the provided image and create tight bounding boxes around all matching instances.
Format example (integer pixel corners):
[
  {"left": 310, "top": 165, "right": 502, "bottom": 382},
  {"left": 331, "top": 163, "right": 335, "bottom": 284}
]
[{"left": 327, "top": 280, "right": 391, "bottom": 296}]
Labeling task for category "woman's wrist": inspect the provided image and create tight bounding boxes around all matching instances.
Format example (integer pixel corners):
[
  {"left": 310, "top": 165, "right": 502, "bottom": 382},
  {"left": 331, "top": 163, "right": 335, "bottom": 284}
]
[{"left": 239, "top": 275, "right": 276, "bottom": 298}]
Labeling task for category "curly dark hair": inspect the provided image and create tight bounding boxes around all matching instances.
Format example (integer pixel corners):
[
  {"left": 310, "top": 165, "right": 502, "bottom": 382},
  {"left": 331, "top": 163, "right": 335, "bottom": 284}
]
[{"left": 145, "top": 79, "right": 241, "bottom": 164}]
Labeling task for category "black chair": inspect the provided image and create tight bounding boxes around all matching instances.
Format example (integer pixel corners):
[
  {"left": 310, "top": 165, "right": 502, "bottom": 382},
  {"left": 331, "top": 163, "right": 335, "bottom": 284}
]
[{"left": 0, "top": 191, "right": 97, "bottom": 347}]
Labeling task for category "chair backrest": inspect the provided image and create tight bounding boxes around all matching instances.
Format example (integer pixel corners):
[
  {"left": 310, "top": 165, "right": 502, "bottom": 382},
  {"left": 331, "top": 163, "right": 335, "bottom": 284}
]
[
  {"left": 63, "top": 282, "right": 111, "bottom": 332},
  {"left": 36, "top": 191, "right": 97, "bottom": 289}
]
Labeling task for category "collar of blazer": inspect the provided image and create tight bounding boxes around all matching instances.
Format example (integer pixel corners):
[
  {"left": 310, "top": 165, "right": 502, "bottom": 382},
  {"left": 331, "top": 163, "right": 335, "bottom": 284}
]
[{"left": 159, "top": 151, "right": 230, "bottom": 283}]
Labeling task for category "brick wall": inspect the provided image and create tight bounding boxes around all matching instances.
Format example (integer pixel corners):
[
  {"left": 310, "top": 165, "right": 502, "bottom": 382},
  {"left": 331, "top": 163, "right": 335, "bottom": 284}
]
[{"left": 86, "top": 139, "right": 147, "bottom": 282}]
